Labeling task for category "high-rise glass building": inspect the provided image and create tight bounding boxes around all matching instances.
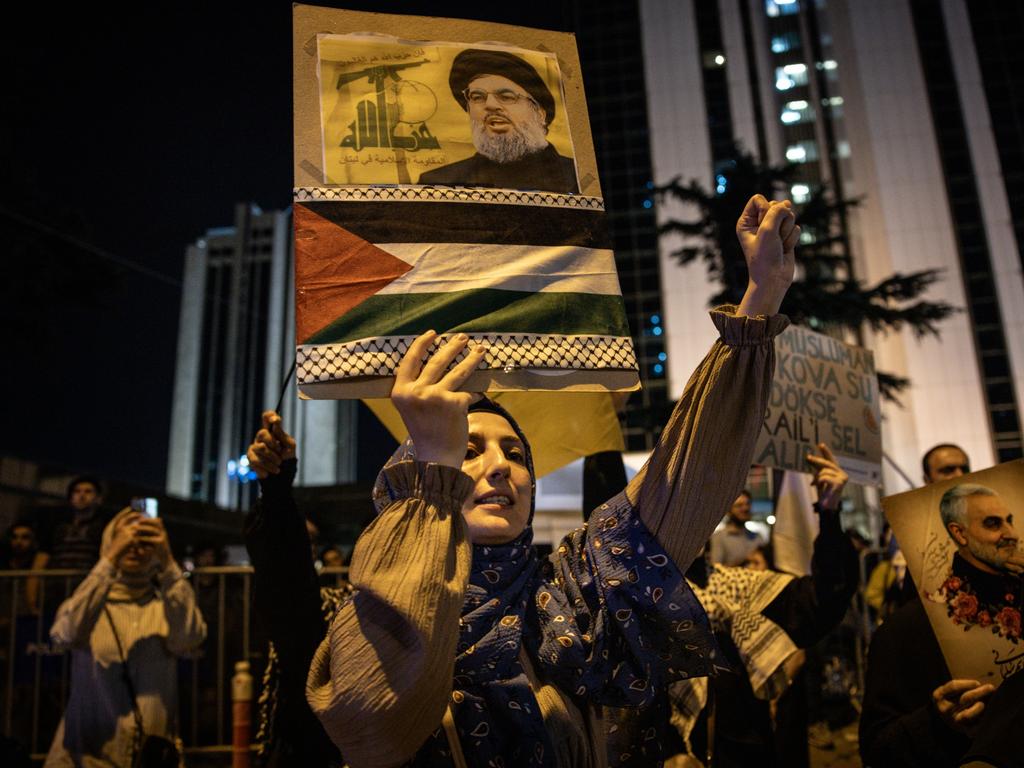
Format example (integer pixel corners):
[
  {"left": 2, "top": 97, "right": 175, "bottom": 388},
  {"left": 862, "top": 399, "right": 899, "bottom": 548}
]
[
  {"left": 639, "top": 0, "right": 1024, "bottom": 490},
  {"left": 565, "top": 1, "right": 672, "bottom": 451},
  {"left": 166, "top": 204, "right": 356, "bottom": 508}
]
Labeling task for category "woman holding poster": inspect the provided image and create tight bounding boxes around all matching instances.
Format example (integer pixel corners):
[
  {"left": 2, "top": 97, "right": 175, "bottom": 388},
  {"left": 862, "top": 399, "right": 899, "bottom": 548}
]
[{"left": 249, "top": 195, "right": 800, "bottom": 767}]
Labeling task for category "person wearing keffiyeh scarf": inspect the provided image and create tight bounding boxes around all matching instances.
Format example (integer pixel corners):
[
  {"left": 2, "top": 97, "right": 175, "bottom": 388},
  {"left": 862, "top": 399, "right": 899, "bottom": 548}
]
[
  {"left": 247, "top": 194, "right": 802, "bottom": 767},
  {"left": 606, "top": 444, "right": 859, "bottom": 768}
]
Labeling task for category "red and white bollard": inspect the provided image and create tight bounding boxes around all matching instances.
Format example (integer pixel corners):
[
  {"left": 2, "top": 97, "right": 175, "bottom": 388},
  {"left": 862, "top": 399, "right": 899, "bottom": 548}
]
[{"left": 231, "top": 660, "right": 253, "bottom": 768}]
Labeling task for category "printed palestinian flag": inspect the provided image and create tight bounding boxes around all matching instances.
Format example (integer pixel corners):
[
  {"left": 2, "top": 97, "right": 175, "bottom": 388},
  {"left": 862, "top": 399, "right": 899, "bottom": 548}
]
[{"left": 293, "top": 187, "right": 640, "bottom": 398}]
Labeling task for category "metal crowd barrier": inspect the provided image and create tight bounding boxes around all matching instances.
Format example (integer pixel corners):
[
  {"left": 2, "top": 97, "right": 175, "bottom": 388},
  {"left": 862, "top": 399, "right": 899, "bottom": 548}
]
[
  {"left": 0, "top": 565, "right": 349, "bottom": 763},
  {"left": 2, "top": 559, "right": 878, "bottom": 762}
]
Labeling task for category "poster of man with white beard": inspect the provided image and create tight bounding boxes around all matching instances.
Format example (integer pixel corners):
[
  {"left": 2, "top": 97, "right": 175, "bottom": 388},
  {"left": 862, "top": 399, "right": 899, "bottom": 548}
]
[
  {"left": 292, "top": 6, "right": 637, "bottom": 401},
  {"left": 313, "top": 30, "right": 581, "bottom": 193}
]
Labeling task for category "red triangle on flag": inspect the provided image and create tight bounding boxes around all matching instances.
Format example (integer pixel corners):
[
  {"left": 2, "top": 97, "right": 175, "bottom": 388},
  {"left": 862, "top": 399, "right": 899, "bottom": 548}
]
[{"left": 293, "top": 203, "right": 412, "bottom": 344}]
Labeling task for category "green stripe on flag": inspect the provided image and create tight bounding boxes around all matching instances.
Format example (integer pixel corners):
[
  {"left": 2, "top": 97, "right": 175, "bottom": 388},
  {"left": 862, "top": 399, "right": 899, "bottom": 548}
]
[{"left": 303, "top": 289, "right": 631, "bottom": 345}]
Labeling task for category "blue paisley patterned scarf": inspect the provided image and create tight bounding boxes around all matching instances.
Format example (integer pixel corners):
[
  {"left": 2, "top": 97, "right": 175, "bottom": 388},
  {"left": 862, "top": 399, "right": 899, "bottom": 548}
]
[{"left": 372, "top": 399, "right": 719, "bottom": 767}]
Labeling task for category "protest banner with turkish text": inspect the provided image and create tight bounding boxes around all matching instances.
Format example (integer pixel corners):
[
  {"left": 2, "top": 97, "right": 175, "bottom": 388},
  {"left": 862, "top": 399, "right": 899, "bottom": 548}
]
[{"left": 753, "top": 324, "right": 881, "bottom": 485}]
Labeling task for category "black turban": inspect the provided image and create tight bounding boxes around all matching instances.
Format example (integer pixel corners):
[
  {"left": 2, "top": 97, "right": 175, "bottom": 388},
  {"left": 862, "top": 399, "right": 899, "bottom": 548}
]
[{"left": 448, "top": 48, "right": 556, "bottom": 126}]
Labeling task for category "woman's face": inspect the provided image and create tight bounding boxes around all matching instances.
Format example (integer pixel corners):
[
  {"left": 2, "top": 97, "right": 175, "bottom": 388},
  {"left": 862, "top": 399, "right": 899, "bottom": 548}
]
[{"left": 460, "top": 412, "right": 533, "bottom": 545}]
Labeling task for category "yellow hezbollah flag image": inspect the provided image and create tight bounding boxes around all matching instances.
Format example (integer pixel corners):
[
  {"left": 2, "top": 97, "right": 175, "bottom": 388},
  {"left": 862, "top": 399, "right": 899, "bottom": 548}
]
[{"left": 317, "top": 35, "right": 578, "bottom": 189}]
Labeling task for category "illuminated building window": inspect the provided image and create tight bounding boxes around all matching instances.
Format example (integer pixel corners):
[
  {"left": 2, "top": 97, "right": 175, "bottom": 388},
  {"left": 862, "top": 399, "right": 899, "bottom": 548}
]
[
  {"left": 780, "top": 99, "right": 814, "bottom": 124},
  {"left": 766, "top": 0, "right": 800, "bottom": 17},
  {"left": 775, "top": 63, "right": 809, "bottom": 90},
  {"left": 785, "top": 141, "right": 818, "bottom": 163},
  {"left": 771, "top": 31, "right": 801, "bottom": 53}
]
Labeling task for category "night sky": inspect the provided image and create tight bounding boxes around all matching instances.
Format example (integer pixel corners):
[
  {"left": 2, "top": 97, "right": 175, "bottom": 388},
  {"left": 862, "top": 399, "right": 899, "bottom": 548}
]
[{"left": 2, "top": 3, "right": 575, "bottom": 490}]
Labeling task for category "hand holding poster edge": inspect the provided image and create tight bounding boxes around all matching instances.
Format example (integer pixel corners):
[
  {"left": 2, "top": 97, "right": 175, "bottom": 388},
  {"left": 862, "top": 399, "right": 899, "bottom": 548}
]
[{"left": 390, "top": 330, "right": 486, "bottom": 468}]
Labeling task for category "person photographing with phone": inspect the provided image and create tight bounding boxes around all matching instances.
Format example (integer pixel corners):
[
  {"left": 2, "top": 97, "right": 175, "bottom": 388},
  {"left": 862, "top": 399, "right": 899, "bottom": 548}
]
[{"left": 44, "top": 507, "right": 206, "bottom": 767}]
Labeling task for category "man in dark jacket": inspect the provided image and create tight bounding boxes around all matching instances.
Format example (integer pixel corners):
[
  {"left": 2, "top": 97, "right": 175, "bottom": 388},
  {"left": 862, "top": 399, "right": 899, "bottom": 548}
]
[
  {"left": 418, "top": 48, "right": 579, "bottom": 193},
  {"left": 47, "top": 476, "right": 111, "bottom": 575}
]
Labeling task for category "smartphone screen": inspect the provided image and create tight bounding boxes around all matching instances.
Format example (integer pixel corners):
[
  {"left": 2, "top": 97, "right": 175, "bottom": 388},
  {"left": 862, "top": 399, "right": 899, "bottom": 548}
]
[{"left": 131, "top": 497, "right": 159, "bottom": 518}]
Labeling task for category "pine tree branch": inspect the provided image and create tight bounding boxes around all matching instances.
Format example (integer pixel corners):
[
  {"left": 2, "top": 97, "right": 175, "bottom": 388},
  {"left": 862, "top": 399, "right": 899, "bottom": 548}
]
[{"left": 877, "top": 371, "right": 911, "bottom": 405}]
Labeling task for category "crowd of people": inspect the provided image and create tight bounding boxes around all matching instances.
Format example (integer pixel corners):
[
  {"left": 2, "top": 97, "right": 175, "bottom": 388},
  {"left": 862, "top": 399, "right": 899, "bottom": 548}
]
[
  {"left": 1, "top": 195, "right": 1018, "bottom": 767},
  {"left": 0, "top": 480, "right": 349, "bottom": 767}
]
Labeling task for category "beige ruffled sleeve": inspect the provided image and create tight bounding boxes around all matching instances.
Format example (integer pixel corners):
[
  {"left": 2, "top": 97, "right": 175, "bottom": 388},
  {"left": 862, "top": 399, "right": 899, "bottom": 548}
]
[
  {"left": 627, "top": 306, "right": 789, "bottom": 572},
  {"left": 49, "top": 559, "right": 117, "bottom": 649},
  {"left": 306, "top": 460, "right": 473, "bottom": 768}
]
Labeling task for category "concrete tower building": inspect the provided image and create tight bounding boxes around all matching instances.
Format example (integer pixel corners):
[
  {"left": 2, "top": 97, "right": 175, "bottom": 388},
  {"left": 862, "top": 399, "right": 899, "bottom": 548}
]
[{"left": 166, "top": 204, "right": 356, "bottom": 508}]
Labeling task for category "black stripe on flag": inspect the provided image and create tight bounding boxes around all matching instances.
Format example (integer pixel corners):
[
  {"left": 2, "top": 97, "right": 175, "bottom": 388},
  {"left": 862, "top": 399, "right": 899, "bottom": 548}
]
[{"left": 300, "top": 201, "right": 612, "bottom": 250}]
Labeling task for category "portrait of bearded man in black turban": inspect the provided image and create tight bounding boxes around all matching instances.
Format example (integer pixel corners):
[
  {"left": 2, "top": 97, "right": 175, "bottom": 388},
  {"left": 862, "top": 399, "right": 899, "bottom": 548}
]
[{"left": 418, "top": 48, "right": 579, "bottom": 194}]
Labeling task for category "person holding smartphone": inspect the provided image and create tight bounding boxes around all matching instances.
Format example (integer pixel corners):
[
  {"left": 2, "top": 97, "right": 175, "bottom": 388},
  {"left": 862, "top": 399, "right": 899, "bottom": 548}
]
[{"left": 44, "top": 509, "right": 206, "bottom": 767}]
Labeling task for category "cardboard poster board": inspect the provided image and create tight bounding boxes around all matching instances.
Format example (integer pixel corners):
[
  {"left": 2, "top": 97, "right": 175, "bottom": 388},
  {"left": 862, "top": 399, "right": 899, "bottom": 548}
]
[
  {"left": 883, "top": 460, "right": 1024, "bottom": 685},
  {"left": 293, "top": 6, "right": 639, "bottom": 399},
  {"left": 753, "top": 325, "right": 882, "bottom": 486}
]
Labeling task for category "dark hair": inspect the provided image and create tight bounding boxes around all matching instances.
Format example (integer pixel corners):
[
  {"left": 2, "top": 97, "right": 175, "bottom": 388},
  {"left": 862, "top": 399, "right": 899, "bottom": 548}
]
[
  {"left": 921, "top": 444, "right": 968, "bottom": 479},
  {"left": 66, "top": 475, "right": 103, "bottom": 500},
  {"left": 737, "top": 489, "right": 752, "bottom": 501},
  {"left": 2, "top": 519, "right": 39, "bottom": 564},
  {"left": 6, "top": 518, "right": 37, "bottom": 537},
  {"left": 745, "top": 542, "right": 776, "bottom": 571}
]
